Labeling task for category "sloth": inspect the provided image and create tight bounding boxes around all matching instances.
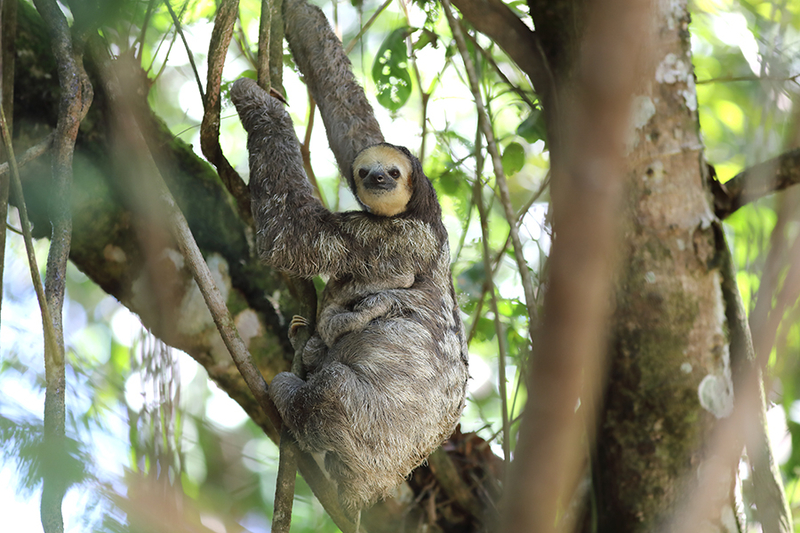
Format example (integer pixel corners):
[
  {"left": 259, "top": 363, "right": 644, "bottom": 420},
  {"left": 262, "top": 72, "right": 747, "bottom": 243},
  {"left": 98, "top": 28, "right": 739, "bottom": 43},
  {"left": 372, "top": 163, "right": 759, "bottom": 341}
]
[{"left": 231, "top": 77, "right": 469, "bottom": 513}]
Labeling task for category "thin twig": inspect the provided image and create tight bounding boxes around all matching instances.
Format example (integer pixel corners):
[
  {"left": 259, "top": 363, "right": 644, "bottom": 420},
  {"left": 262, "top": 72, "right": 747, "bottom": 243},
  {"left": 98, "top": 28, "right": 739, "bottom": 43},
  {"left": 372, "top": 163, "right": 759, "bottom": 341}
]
[
  {"left": 449, "top": 0, "right": 548, "bottom": 93},
  {"left": 344, "top": 0, "right": 392, "bottom": 55},
  {"left": 163, "top": 0, "right": 205, "bottom": 101},
  {"left": 147, "top": 0, "right": 187, "bottom": 80},
  {"left": 0, "top": 106, "right": 59, "bottom": 356},
  {"left": 5, "top": 223, "right": 23, "bottom": 235},
  {"left": 268, "top": 0, "right": 284, "bottom": 90},
  {"left": 696, "top": 73, "right": 800, "bottom": 85},
  {"left": 259, "top": 2, "right": 306, "bottom": 528},
  {"left": 150, "top": 26, "right": 179, "bottom": 82},
  {"left": 0, "top": 83, "right": 62, "bottom": 533},
  {"left": 442, "top": 1, "right": 538, "bottom": 341},
  {"left": 91, "top": 43, "right": 358, "bottom": 531},
  {"left": 465, "top": 174, "right": 548, "bottom": 344},
  {"left": 399, "top": 5, "right": 432, "bottom": 164},
  {"left": 1, "top": 127, "right": 47, "bottom": 330},
  {"left": 465, "top": 31, "right": 536, "bottom": 109},
  {"left": 135, "top": 0, "right": 158, "bottom": 63},
  {"left": 0, "top": 133, "right": 54, "bottom": 177},
  {"left": 257, "top": 0, "right": 272, "bottom": 89},
  {"left": 721, "top": 215, "right": 794, "bottom": 532},
  {"left": 200, "top": 0, "right": 252, "bottom": 226},
  {"left": 272, "top": 282, "right": 315, "bottom": 533},
  {"left": 0, "top": 0, "right": 17, "bottom": 328},
  {"left": 472, "top": 126, "right": 511, "bottom": 474},
  {"left": 1, "top": 0, "right": 15, "bottom": 130},
  {"left": 234, "top": 21, "right": 257, "bottom": 67},
  {"left": 300, "top": 90, "right": 324, "bottom": 202}
]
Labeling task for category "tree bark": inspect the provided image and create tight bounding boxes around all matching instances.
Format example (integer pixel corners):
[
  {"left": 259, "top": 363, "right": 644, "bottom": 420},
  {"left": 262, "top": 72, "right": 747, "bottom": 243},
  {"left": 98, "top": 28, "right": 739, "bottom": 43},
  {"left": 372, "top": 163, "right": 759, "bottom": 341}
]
[{"left": 592, "top": 1, "right": 741, "bottom": 531}]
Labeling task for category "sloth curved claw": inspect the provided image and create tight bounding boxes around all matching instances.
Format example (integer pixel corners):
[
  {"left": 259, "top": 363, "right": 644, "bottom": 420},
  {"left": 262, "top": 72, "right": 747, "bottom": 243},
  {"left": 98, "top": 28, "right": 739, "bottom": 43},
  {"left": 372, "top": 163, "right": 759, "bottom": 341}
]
[{"left": 289, "top": 315, "right": 311, "bottom": 338}]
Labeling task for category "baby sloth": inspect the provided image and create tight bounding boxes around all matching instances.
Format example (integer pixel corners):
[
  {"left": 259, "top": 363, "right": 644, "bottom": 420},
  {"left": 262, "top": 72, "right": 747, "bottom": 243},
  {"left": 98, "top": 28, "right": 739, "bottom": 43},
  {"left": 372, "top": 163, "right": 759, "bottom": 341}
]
[{"left": 231, "top": 78, "right": 469, "bottom": 513}]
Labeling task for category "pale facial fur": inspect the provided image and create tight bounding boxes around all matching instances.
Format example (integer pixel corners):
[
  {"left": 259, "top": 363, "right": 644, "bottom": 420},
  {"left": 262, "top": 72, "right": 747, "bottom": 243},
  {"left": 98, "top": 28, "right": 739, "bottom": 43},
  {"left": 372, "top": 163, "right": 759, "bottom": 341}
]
[{"left": 353, "top": 145, "right": 413, "bottom": 217}]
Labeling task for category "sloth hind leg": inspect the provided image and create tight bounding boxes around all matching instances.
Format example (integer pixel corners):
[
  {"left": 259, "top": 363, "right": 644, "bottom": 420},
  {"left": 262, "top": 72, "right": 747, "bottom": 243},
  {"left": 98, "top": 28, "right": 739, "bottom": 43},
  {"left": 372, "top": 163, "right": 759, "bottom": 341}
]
[{"left": 269, "top": 363, "right": 355, "bottom": 452}]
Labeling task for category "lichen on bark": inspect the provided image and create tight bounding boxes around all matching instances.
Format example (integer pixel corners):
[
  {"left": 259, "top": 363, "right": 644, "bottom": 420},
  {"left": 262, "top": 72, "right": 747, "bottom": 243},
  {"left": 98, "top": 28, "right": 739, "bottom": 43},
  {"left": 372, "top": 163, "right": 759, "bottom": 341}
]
[{"left": 592, "top": 0, "right": 738, "bottom": 530}]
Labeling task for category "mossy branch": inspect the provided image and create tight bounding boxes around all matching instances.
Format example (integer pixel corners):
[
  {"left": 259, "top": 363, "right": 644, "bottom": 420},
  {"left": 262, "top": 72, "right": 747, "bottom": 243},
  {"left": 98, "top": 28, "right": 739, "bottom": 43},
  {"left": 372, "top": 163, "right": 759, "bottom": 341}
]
[{"left": 711, "top": 149, "right": 800, "bottom": 219}]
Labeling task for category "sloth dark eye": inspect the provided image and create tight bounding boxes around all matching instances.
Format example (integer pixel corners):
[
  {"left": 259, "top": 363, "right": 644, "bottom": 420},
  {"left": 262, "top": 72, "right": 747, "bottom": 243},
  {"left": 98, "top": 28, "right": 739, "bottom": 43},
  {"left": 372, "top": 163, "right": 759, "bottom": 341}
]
[
  {"left": 388, "top": 169, "right": 401, "bottom": 179},
  {"left": 359, "top": 168, "right": 368, "bottom": 179}
]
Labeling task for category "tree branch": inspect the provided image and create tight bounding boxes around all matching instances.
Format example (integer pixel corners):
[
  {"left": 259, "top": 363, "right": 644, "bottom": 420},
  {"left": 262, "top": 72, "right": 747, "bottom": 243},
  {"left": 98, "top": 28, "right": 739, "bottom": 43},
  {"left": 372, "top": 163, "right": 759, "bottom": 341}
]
[
  {"left": 715, "top": 222, "right": 792, "bottom": 533},
  {"left": 200, "top": 0, "right": 252, "bottom": 225},
  {"left": 0, "top": 82, "right": 63, "bottom": 533},
  {"left": 472, "top": 128, "right": 511, "bottom": 473},
  {"left": 0, "top": 133, "right": 52, "bottom": 177},
  {"left": 269, "top": 0, "right": 284, "bottom": 91},
  {"left": 272, "top": 292, "right": 316, "bottom": 533},
  {"left": 711, "top": 149, "right": 800, "bottom": 218},
  {"left": 30, "top": 1, "right": 93, "bottom": 530},
  {"left": 464, "top": 30, "right": 536, "bottom": 109},
  {"left": 163, "top": 0, "right": 204, "bottom": 101},
  {"left": 343, "top": 0, "right": 391, "bottom": 55},
  {"left": 11, "top": 4, "right": 499, "bottom": 530},
  {"left": 501, "top": 0, "right": 647, "bottom": 529},
  {"left": 257, "top": 0, "right": 271, "bottom": 89},
  {"left": 449, "top": 0, "right": 549, "bottom": 94},
  {"left": 93, "top": 46, "right": 358, "bottom": 533},
  {"left": 0, "top": 0, "right": 16, "bottom": 328}
]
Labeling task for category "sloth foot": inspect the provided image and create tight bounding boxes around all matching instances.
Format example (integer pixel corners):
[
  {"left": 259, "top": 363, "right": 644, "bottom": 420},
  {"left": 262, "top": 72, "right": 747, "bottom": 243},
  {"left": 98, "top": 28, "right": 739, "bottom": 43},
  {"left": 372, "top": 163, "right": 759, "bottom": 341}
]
[
  {"left": 289, "top": 315, "right": 310, "bottom": 336},
  {"left": 288, "top": 315, "right": 311, "bottom": 351}
]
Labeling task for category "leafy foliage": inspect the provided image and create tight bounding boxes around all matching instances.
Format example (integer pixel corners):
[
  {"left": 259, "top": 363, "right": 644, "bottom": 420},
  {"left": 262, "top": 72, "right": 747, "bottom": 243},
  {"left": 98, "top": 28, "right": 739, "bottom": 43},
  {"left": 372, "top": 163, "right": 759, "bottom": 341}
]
[{"left": 372, "top": 26, "right": 413, "bottom": 111}]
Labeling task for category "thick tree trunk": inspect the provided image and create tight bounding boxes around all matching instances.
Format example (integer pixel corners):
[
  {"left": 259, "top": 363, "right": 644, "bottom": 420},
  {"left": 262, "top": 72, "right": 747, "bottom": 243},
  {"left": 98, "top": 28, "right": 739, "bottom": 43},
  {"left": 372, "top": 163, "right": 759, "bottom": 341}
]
[
  {"left": 594, "top": 2, "right": 738, "bottom": 531},
  {"left": 517, "top": 0, "right": 752, "bottom": 531}
]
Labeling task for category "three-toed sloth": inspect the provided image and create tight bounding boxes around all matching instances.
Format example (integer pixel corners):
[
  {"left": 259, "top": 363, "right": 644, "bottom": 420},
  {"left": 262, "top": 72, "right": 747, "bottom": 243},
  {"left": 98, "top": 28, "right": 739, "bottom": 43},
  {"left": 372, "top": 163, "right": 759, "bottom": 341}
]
[{"left": 231, "top": 77, "right": 469, "bottom": 513}]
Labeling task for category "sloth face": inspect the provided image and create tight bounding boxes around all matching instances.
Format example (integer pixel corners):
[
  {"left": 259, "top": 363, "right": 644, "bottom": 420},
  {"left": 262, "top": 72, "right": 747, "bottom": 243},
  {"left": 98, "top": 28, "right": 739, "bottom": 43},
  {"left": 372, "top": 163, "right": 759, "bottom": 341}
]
[{"left": 353, "top": 145, "right": 413, "bottom": 217}]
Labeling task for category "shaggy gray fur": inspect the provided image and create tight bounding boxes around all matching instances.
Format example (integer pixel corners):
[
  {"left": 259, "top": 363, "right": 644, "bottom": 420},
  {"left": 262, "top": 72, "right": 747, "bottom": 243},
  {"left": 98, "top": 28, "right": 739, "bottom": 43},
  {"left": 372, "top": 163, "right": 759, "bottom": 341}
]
[{"left": 231, "top": 12, "right": 467, "bottom": 513}]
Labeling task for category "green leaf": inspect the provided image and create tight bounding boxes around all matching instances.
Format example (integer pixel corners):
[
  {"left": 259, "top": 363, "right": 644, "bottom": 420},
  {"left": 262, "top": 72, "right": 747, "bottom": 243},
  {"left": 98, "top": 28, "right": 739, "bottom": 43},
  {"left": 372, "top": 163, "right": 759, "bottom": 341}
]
[
  {"left": 413, "top": 28, "right": 439, "bottom": 52},
  {"left": 501, "top": 142, "right": 525, "bottom": 175},
  {"left": 372, "top": 27, "right": 413, "bottom": 112},
  {"left": 438, "top": 170, "right": 462, "bottom": 196},
  {"left": 474, "top": 316, "right": 497, "bottom": 341},
  {"left": 457, "top": 262, "right": 486, "bottom": 299},
  {"left": 517, "top": 109, "right": 547, "bottom": 144}
]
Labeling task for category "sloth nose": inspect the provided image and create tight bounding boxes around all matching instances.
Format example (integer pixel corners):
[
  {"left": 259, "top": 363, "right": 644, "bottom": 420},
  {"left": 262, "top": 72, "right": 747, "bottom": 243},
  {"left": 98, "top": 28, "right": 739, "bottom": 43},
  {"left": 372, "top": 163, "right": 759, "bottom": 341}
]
[{"left": 364, "top": 170, "right": 395, "bottom": 190}]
